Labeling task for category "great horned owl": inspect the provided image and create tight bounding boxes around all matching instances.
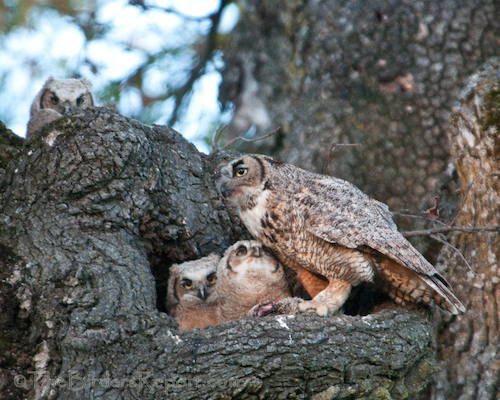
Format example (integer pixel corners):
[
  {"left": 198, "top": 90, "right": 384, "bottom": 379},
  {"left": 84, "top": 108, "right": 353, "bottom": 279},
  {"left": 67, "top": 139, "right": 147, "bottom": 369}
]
[
  {"left": 166, "top": 254, "right": 220, "bottom": 332},
  {"left": 216, "top": 154, "right": 466, "bottom": 317},
  {"left": 27, "top": 77, "right": 96, "bottom": 139},
  {"left": 216, "top": 240, "right": 291, "bottom": 323}
]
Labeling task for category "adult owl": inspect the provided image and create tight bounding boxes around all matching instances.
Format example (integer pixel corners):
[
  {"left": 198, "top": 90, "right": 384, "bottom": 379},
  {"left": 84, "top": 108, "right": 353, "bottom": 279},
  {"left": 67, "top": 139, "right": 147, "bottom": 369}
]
[
  {"left": 216, "top": 240, "right": 291, "bottom": 323},
  {"left": 166, "top": 254, "right": 220, "bottom": 332},
  {"left": 216, "top": 154, "right": 466, "bottom": 316},
  {"left": 27, "top": 77, "right": 96, "bottom": 139}
]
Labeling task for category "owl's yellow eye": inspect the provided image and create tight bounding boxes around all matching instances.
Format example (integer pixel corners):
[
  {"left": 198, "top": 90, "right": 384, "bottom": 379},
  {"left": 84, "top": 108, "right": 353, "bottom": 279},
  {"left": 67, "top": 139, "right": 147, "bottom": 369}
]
[
  {"left": 76, "top": 95, "right": 86, "bottom": 106},
  {"left": 51, "top": 95, "right": 59, "bottom": 104},
  {"left": 207, "top": 273, "right": 216, "bottom": 285},
  {"left": 235, "top": 167, "right": 248, "bottom": 177},
  {"left": 182, "top": 280, "right": 193, "bottom": 290},
  {"left": 236, "top": 247, "right": 247, "bottom": 256}
]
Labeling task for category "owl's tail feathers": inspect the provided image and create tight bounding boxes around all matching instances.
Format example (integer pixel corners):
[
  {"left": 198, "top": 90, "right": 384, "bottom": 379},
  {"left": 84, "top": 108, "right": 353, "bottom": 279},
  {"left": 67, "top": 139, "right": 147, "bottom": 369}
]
[
  {"left": 422, "top": 275, "right": 466, "bottom": 314},
  {"left": 378, "top": 258, "right": 466, "bottom": 315}
]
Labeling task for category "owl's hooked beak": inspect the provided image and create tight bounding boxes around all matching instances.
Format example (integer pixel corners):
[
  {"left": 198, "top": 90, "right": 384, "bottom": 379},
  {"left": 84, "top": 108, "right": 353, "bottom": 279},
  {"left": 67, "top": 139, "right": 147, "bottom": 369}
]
[
  {"left": 219, "top": 183, "right": 235, "bottom": 199},
  {"left": 196, "top": 285, "right": 208, "bottom": 301}
]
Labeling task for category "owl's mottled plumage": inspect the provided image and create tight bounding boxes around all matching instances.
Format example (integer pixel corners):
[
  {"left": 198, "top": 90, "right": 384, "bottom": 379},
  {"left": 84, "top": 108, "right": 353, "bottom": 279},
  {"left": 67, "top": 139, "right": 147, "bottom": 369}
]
[
  {"left": 27, "top": 77, "right": 96, "bottom": 139},
  {"left": 216, "top": 154, "right": 466, "bottom": 316},
  {"left": 166, "top": 254, "right": 219, "bottom": 332},
  {"left": 216, "top": 240, "right": 290, "bottom": 323}
]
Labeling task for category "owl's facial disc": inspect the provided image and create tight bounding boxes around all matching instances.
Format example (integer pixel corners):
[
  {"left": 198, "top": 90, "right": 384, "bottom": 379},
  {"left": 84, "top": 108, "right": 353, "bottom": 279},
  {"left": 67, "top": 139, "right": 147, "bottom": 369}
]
[{"left": 217, "top": 160, "right": 249, "bottom": 199}]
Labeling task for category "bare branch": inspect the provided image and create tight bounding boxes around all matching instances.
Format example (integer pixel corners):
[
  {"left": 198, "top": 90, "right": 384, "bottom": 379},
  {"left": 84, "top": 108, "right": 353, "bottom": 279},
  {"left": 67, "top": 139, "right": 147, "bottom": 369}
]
[
  {"left": 119, "top": 1, "right": 231, "bottom": 126},
  {"left": 402, "top": 225, "right": 500, "bottom": 237},
  {"left": 323, "top": 143, "right": 361, "bottom": 175},
  {"left": 220, "top": 127, "right": 280, "bottom": 151},
  {"left": 429, "top": 234, "right": 477, "bottom": 276},
  {"left": 212, "top": 124, "right": 228, "bottom": 151},
  {"left": 168, "top": 0, "right": 232, "bottom": 126},
  {"left": 394, "top": 211, "right": 449, "bottom": 227},
  {"left": 128, "top": 1, "right": 211, "bottom": 21},
  {"left": 393, "top": 212, "right": 427, "bottom": 220}
]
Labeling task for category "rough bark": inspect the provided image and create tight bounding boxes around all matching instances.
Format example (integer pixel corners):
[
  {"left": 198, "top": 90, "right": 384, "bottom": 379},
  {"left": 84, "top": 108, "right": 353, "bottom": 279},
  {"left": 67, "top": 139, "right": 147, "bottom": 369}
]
[
  {"left": 219, "top": 0, "right": 500, "bottom": 226},
  {"left": 0, "top": 121, "right": 23, "bottom": 172},
  {"left": 430, "top": 58, "right": 500, "bottom": 400},
  {"left": 0, "top": 108, "right": 435, "bottom": 399}
]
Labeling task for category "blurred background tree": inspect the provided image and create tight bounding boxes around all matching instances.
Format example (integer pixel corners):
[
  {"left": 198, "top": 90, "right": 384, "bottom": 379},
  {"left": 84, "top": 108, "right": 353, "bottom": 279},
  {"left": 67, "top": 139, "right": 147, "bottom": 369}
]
[{"left": 0, "top": 0, "right": 239, "bottom": 151}]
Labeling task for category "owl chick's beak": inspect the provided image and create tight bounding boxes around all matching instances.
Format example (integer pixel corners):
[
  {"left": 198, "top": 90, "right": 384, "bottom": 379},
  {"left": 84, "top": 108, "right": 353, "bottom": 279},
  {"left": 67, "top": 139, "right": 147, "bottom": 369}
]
[
  {"left": 63, "top": 101, "right": 72, "bottom": 115},
  {"left": 251, "top": 246, "right": 261, "bottom": 258},
  {"left": 196, "top": 285, "right": 207, "bottom": 301}
]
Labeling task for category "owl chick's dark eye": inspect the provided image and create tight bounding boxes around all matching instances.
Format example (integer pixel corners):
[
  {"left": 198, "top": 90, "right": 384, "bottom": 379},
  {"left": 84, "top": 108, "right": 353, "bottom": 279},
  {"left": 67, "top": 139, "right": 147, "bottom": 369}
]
[
  {"left": 207, "top": 273, "right": 216, "bottom": 285},
  {"left": 51, "top": 95, "right": 59, "bottom": 104},
  {"left": 182, "top": 280, "right": 193, "bottom": 290},
  {"left": 235, "top": 247, "right": 247, "bottom": 256},
  {"left": 76, "top": 96, "right": 85, "bottom": 106},
  {"left": 235, "top": 167, "right": 248, "bottom": 177}
]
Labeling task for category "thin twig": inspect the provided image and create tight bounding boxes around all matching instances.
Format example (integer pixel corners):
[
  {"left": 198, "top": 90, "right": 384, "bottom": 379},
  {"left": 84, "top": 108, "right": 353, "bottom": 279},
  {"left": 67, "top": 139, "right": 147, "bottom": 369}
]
[
  {"left": 393, "top": 212, "right": 427, "bottom": 220},
  {"left": 323, "top": 143, "right": 361, "bottom": 175},
  {"left": 220, "top": 127, "right": 280, "bottom": 151},
  {"left": 449, "top": 180, "right": 474, "bottom": 226},
  {"left": 394, "top": 212, "right": 449, "bottom": 227},
  {"left": 212, "top": 125, "right": 228, "bottom": 150},
  {"left": 429, "top": 234, "right": 477, "bottom": 276},
  {"left": 402, "top": 225, "right": 500, "bottom": 238},
  {"left": 129, "top": 2, "right": 211, "bottom": 21}
]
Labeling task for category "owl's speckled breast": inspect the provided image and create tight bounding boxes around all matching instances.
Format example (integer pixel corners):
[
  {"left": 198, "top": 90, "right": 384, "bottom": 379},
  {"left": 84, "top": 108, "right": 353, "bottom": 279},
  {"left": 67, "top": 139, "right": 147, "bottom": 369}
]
[{"left": 240, "top": 190, "right": 270, "bottom": 238}]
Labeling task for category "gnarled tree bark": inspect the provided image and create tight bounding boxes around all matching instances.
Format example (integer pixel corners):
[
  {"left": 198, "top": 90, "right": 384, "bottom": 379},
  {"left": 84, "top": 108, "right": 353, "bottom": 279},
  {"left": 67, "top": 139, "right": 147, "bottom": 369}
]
[
  {"left": 0, "top": 108, "right": 435, "bottom": 399},
  {"left": 430, "top": 58, "right": 500, "bottom": 400}
]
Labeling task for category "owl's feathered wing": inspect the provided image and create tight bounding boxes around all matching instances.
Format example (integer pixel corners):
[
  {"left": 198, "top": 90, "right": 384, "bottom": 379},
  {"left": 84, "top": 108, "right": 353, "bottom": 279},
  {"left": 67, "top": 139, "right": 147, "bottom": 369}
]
[{"left": 290, "top": 176, "right": 465, "bottom": 314}]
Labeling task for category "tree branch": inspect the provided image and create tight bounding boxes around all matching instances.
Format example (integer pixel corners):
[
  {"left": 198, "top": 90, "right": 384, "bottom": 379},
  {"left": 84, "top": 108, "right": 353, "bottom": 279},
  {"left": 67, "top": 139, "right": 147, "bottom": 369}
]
[
  {"left": 402, "top": 225, "right": 500, "bottom": 237},
  {"left": 219, "top": 127, "right": 280, "bottom": 151},
  {"left": 168, "top": 0, "right": 231, "bottom": 126},
  {"left": 429, "top": 234, "right": 477, "bottom": 275}
]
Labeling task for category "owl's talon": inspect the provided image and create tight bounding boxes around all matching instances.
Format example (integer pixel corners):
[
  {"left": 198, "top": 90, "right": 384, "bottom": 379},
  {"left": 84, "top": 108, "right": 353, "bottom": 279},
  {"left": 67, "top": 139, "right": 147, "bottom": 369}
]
[{"left": 298, "top": 300, "right": 328, "bottom": 317}]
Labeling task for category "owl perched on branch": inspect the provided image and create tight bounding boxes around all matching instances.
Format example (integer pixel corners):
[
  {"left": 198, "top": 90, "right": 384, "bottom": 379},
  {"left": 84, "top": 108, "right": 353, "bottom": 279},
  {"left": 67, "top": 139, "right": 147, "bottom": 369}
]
[
  {"left": 216, "top": 154, "right": 466, "bottom": 317},
  {"left": 166, "top": 254, "right": 220, "bottom": 332},
  {"left": 27, "top": 77, "right": 96, "bottom": 139}
]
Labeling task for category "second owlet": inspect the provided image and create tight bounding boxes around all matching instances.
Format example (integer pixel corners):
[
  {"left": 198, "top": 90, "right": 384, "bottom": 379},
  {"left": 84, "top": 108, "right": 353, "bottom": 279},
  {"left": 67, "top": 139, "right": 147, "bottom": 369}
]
[
  {"left": 216, "top": 240, "right": 291, "bottom": 324},
  {"left": 27, "top": 77, "right": 96, "bottom": 139},
  {"left": 216, "top": 154, "right": 466, "bottom": 317},
  {"left": 166, "top": 254, "right": 219, "bottom": 332}
]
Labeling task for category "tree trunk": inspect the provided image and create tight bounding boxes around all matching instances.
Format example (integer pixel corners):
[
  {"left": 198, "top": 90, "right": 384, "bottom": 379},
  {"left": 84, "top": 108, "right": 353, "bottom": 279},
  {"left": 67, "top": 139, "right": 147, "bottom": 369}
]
[
  {"left": 430, "top": 58, "right": 500, "bottom": 400},
  {"left": 0, "top": 108, "right": 435, "bottom": 399}
]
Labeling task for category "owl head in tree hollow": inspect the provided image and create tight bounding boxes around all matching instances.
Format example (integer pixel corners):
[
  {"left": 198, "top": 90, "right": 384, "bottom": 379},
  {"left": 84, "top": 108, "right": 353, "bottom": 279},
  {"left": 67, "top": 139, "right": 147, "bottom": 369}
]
[
  {"left": 166, "top": 254, "right": 219, "bottom": 332},
  {"left": 27, "top": 77, "right": 97, "bottom": 139},
  {"left": 216, "top": 240, "right": 291, "bottom": 324},
  {"left": 215, "top": 154, "right": 466, "bottom": 317}
]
